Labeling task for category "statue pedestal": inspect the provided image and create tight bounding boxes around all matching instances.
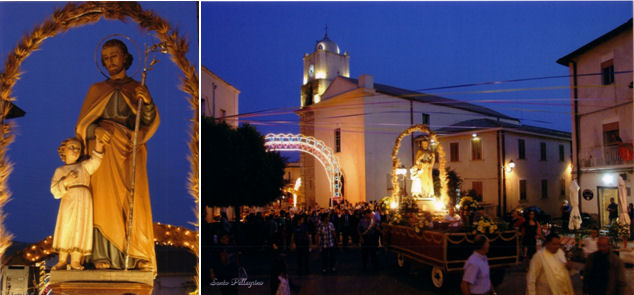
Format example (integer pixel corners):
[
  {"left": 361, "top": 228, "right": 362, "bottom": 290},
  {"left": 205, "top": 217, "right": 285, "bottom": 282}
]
[
  {"left": 49, "top": 270, "right": 153, "bottom": 295},
  {"left": 416, "top": 199, "right": 435, "bottom": 211}
]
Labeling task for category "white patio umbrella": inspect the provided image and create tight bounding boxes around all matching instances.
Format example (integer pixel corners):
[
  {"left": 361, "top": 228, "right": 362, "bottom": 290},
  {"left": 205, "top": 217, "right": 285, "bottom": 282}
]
[
  {"left": 618, "top": 175, "right": 630, "bottom": 225},
  {"left": 569, "top": 180, "right": 582, "bottom": 230}
]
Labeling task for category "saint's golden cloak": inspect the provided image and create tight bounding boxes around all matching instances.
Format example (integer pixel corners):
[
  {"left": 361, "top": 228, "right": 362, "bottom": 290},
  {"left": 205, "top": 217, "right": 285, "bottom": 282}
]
[{"left": 76, "top": 78, "right": 159, "bottom": 271}]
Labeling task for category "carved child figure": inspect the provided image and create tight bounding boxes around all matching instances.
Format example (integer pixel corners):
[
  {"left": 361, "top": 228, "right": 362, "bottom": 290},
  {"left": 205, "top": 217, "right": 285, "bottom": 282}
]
[{"left": 50, "top": 128, "right": 110, "bottom": 270}]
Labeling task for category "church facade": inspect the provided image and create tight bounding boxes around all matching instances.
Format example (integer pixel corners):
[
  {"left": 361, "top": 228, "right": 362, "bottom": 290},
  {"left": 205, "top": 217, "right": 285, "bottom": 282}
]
[{"left": 297, "top": 33, "right": 572, "bottom": 218}]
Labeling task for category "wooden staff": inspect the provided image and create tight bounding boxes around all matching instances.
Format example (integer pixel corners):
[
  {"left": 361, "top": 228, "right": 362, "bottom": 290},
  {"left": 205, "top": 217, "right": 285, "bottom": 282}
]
[{"left": 124, "top": 42, "right": 165, "bottom": 271}]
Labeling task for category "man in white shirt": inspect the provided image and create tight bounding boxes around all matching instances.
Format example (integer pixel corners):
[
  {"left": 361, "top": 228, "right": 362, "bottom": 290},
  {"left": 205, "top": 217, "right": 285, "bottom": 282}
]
[
  {"left": 461, "top": 235, "right": 496, "bottom": 295},
  {"left": 444, "top": 207, "right": 463, "bottom": 228}
]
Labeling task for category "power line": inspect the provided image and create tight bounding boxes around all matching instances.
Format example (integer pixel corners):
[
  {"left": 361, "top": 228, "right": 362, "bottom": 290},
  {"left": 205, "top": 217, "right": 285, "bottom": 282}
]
[{"left": 415, "top": 70, "right": 632, "bottom": 91}]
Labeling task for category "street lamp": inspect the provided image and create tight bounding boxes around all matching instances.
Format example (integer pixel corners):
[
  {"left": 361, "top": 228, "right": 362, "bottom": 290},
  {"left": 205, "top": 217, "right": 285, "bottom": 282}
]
[
  {"left": 506, "top": 160, "right": 516, "bottom": 173},
  {"left": 395, "top": 165, "right": 408, "bottom": 207},
  {"left": 396, "top": 165, "right": 407, "bottom": 176},
  {"left": 396, "top": 165, "right": 408, "bottom": 196}
]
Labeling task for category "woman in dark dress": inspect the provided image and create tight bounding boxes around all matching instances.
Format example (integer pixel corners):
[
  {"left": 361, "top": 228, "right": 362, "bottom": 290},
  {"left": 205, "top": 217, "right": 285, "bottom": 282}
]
[{"left": 521, "top": 210, "right": 541, "bottom": 260}]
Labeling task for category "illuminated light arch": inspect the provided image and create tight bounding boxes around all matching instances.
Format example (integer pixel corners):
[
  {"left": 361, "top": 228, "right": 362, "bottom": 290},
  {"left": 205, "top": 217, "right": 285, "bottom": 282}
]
[{"left": 264, "top": 133, "right": 342, "bottom": 200}]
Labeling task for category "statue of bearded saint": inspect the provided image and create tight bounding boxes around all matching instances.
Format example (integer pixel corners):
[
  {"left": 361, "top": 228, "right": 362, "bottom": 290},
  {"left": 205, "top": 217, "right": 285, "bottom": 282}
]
[
  {"left": 410, "top": 138, "right": 435, "bottom": 199},
  {"left": 75, "top": 39, "right": 159, "bottom": 272}
]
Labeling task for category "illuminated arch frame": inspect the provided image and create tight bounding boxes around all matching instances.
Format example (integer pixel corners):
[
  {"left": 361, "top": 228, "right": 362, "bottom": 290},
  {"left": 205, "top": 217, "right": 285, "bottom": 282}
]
[
  {"left": 391, "top": 124, "right": 448, "bottom": 204},
  {"left": 264, "top": 133, "right": 342, "bottom": 200},
  {"left": 0, "top": 0, "right": 199, "bottom": 282}
]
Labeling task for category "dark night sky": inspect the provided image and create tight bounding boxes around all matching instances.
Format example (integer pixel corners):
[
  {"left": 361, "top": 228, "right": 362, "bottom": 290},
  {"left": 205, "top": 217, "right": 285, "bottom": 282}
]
[
  {"left": 0, "top": 2, "right": 198, "bottom": 243},
  {"left": 202, "top": 1, "right": 632, "bottom": 140}
]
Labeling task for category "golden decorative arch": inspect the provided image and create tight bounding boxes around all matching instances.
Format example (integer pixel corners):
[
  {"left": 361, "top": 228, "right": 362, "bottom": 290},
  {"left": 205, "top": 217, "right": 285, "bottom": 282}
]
[
  {"left": 0, "top": 1, "right": 199, "bottom": 284},
  {"left": 390, "top": 124, "right": 448, "bottom": 204},
  {"left": 2, "top": 222, "right": 198, "bottom": 266}
]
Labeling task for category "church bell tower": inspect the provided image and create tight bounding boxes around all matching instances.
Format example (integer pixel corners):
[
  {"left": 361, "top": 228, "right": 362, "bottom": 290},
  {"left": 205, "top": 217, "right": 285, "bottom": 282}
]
[
  {"left": 300, "top": 31, "right": 349, "bottom": 107},
  {"left": 299, "top": 30, "right": 349, "bottom": 206}
]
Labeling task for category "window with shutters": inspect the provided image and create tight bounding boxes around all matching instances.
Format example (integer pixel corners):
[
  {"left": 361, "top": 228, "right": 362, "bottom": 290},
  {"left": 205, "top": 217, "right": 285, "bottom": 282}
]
[
  {"left": 601, "top": 59, "right": 614, "bottom": 85},
  {"left": 450, "top": 143, "right": 459, "bottom": 162},
  {"left": 335, "top": 128, "right": 341, "bottom": 153},
  {"left": 472, "top": 139, "right": 482, "bottom": 160},
  {"left": 518, "top": 139, "right": 526, "bottom": 159},
  {"left": 422, "top": 113, "right": 430, "bottom": 125},
  {"left": 472, "top": 181, "right": 483, "bottom": 198}
]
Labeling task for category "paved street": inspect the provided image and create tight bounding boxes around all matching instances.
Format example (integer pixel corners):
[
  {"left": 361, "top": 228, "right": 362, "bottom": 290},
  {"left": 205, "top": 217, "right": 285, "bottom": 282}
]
[{"left": 204, "top": 246, "right": 634, "bottom": 294}]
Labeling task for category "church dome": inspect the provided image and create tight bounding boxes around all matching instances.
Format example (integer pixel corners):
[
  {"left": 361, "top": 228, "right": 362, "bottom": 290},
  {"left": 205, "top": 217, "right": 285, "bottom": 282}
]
[{"left": 315, "top": 34, "right": 340, "bottom": 54}]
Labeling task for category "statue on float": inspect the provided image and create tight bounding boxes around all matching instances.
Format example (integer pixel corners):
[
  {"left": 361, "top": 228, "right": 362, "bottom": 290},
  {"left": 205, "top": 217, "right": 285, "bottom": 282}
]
[
  {"left": 49, "top": 37, "right": 166, "bottom": 272},
  {"left": 389, "top": 125, "right": 448, "bottom": 211},
  {"left": 410, "top": 136, "right": 436, "bottom": 199}
]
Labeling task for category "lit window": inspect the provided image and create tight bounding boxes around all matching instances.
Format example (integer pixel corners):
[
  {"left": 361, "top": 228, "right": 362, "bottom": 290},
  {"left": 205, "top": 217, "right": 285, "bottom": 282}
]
[{"left": 472, "top": 139, "right": 482, "bottom": 160}]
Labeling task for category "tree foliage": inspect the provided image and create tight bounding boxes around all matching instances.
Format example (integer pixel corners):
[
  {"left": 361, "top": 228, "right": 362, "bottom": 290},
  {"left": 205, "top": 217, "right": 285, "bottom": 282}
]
[
  {"left": 202, "top": 118, "right": 286, "bottom": 208},
  {"left": 433, "top": 167, "right": 463, "bottom": 206},
  {"left": 446, "top": 168, "right": 462, "bottom": 206}
]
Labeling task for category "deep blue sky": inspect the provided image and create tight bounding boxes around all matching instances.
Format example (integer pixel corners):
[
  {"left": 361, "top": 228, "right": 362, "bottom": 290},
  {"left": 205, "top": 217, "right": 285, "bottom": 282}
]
[
  {"left": 0, "top": 2, "right": 198, "bottom": 242},
  {"left": 202, "top": 1, "right": 632, "bottom": 139}
]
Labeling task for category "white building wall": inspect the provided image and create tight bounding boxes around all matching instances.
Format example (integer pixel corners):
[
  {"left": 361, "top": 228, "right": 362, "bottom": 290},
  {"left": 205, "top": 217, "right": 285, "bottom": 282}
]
[
  {"left": 439, "top": 130, "right": 571, "bottom": 217},
  {"left": 362, "top": 95, "right": 413, "bottom": 202},
  {"left": 284, "top": 162, "right": 301, "bottom": 184},
  {"left": 309, "top": 93, "right": 366, "bottom": 207},
  {"left": 504, "top": 132, "right": 572, "bottom": 217},
  {"left": 577, "top": 171, "right": 633, "bottom": 225},
  {"left": 562, "top": 22, "right": 633, "bottom": 220},
  {"left": 201, "top": 66, "right": 240, "bottom": 127},
  {"left": 439, "top": 132, "right": 499, "bottom": 208}
]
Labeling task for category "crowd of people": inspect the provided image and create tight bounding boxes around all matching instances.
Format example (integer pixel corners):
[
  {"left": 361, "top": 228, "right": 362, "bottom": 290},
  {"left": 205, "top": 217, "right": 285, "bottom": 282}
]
[
  {"left": 202, "top": 200, "right": 387, "bottom": 294},
  {"left": 204, "top": 201, "right": 632, "bottom": 295}
]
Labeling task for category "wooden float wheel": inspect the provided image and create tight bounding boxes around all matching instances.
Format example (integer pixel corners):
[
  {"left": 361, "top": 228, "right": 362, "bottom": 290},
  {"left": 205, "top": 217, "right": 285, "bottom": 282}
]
[
  {"left": 431, "top": 266, "right": 445, "bottom": 289},
  {"left": 396, "top": 253, "right": 406, "bottom": 268}
]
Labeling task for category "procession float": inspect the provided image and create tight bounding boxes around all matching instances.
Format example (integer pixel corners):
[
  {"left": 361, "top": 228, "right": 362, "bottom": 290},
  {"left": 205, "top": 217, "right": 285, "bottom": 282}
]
[{"left": 380, "top": 125, "right": 520, "bottom": 289}]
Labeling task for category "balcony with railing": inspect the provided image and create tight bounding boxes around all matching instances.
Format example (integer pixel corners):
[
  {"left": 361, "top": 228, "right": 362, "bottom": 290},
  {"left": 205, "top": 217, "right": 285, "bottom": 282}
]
[{"left": 579, "top": 143, "right": 633, "bottom": 168}]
